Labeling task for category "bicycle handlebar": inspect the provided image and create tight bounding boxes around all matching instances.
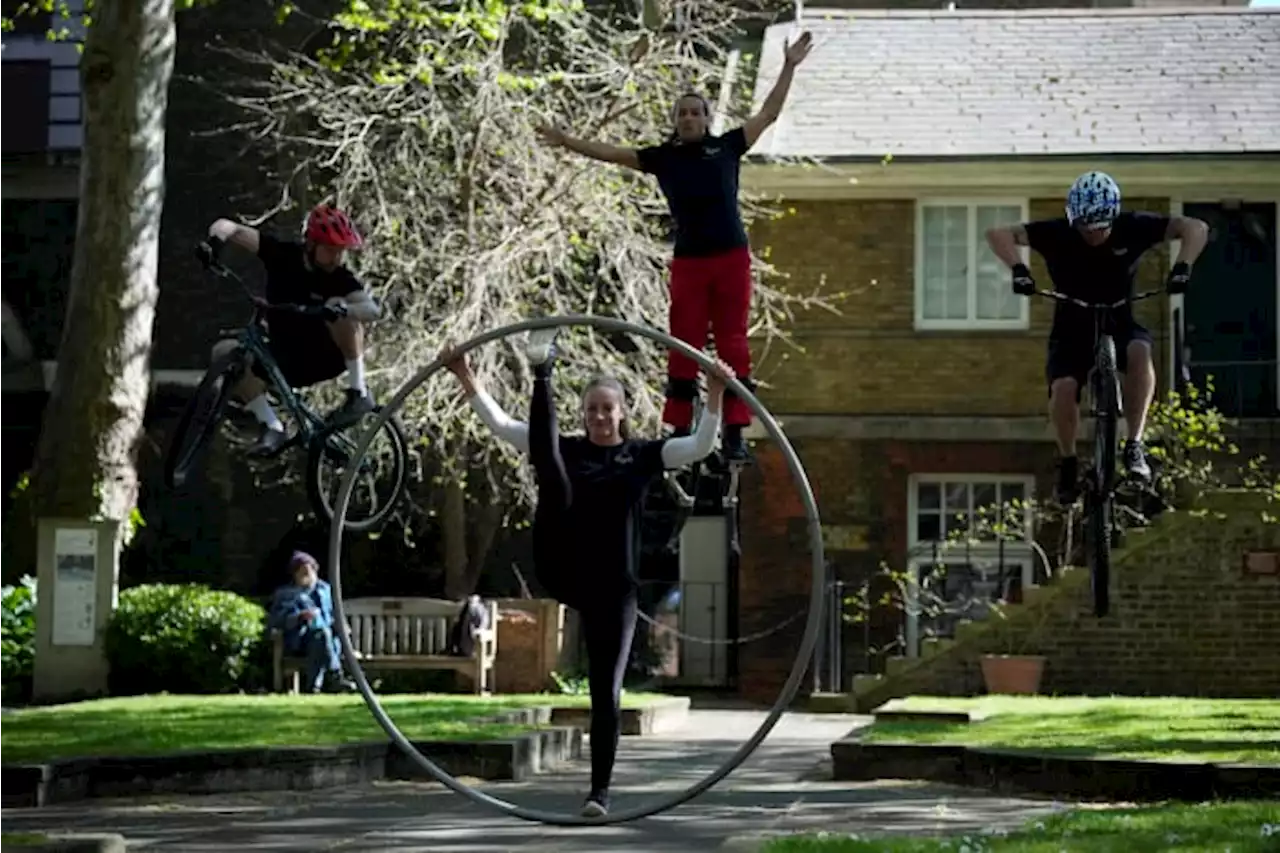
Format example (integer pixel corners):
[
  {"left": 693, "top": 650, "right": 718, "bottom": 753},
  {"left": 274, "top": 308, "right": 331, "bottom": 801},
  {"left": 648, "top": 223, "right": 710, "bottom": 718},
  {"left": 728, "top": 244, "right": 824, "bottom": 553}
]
[{"left": 1029, "top": 289, "right": 1163, "bottom": 310}]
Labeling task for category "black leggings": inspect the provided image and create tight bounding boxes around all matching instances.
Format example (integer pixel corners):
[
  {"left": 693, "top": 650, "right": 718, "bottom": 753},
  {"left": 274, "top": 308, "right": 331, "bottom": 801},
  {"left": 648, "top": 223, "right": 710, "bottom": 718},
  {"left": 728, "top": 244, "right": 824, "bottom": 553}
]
[
  {"left": 528, "top": 371, "right": 638, "bottom": 795},
  {"left": 579, "top": 592, "right": 638, "bottom": 795},
  {"left": 529, "top": 373, "right": 574, "bottom": 605}
]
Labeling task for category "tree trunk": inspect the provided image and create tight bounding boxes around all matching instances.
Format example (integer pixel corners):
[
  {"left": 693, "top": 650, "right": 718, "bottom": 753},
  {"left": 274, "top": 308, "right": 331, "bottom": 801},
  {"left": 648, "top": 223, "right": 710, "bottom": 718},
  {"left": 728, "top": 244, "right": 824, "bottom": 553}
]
[
  {"left": 442, "top": 479, "right": 469, "bottom": 599},
  {"left": 465, "top": 486, "right": 503, "bottom": 595},
  {"left": 27, "top": 0, "right": 176, "bottom": 535}
]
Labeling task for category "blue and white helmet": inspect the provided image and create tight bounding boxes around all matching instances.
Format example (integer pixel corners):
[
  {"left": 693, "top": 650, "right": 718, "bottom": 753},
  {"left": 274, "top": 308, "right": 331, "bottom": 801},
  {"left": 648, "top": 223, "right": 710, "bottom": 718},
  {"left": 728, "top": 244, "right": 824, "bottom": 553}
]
[{"left": 1066, "top": 171, "right": 1121, "bottom": 229}]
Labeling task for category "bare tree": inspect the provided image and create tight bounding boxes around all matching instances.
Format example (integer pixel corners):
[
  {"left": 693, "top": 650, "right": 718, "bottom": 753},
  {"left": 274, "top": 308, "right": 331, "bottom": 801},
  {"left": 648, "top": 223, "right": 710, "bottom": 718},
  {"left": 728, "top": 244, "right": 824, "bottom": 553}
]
[{"left": 214, "top": 0, "right": 837, "bottom": 595}]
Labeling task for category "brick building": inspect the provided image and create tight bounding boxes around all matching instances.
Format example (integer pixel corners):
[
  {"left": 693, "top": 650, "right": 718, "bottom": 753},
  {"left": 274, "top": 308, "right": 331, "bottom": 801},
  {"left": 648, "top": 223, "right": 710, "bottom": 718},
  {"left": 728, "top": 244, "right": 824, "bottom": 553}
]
[
  {"left": 718, "top": 5, "right": 1280, "bottom": 703},
  {"left": 3, "top": 0, "right": 1276, "bottom": 700}
]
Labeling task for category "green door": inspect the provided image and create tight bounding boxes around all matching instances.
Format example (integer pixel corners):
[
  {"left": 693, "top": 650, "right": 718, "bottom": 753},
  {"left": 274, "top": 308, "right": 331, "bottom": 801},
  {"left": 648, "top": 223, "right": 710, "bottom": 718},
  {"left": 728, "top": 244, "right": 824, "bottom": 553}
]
[{"left": 1181, "top": 202, "right": 1278, "bottom": 418}]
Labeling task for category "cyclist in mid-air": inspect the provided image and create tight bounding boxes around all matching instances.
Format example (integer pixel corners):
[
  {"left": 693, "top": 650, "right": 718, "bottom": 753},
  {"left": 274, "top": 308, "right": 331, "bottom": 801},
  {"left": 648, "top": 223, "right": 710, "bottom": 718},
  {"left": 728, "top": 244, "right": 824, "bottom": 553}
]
[
  {"left": 197, "top": 204, "right": 382, "bottom": 455},
  {"left": 985, "top": 171, "right": 1208, "bottom": 505}
]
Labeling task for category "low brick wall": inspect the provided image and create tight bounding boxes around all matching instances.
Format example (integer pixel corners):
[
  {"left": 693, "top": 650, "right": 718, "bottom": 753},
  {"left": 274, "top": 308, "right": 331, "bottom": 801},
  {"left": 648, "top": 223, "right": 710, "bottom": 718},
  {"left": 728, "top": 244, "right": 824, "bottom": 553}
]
[
  {"left": 493, "top": 598, "right": 565, "bottom": 694},
  {"left": 852, "top": 490, "right": 1280, "bottom": 709}
]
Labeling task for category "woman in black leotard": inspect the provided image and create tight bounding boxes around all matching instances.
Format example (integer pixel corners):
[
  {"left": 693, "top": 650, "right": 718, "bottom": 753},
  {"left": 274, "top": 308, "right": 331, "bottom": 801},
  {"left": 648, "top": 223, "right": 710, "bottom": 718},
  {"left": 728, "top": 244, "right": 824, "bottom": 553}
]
[{"left": 443, "top": 328, "right": 730, "bottom": 817}]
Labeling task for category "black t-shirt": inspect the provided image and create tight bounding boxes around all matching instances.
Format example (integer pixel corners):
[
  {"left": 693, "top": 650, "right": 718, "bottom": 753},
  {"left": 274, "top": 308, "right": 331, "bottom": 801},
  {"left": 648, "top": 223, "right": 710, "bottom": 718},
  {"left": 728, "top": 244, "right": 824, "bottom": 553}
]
[
  {"left": 1024, "top": 212, "right": 1170, "bottom": 335},
  {"left": 637, "top": 128, "right": 750, "bottom": 258},
  {"left": 557, "top": 436, "right": 668, "bottom": 593},
  {"left": 256, "top": 234, "right": 361, "bottom": 331}
]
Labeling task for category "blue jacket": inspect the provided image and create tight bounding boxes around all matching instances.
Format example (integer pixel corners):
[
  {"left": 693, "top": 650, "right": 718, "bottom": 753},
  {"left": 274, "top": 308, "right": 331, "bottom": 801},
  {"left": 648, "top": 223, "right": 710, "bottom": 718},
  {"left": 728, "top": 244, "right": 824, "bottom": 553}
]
[{"left": 268, "top": 579, "right": 336, "bottom": 643}]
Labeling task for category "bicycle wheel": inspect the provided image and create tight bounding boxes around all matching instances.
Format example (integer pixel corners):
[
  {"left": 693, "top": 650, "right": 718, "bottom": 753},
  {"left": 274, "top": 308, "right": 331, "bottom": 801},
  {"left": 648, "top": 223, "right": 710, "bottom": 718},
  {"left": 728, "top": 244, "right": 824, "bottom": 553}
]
[
  {"left": 1085, "top": 474, "right": 1112, "bottom": 618},
  {"left": 1088, "top": 338, "right": 1120, "bottom": 618},
  {"left": 305, "top": 406, "right": 409, "bottom": 532},
  {"left": 163, "top": 349, "right": 243, "bottom": 489},
  {"left": 1092, "top": 338, "right": 1119, "bottom": 496}
]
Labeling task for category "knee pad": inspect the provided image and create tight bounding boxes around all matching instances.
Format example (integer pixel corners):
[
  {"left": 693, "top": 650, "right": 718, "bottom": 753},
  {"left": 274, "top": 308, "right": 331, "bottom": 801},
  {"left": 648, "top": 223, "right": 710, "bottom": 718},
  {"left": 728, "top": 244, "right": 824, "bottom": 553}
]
[{"left": 210, "top": 338, "right": 240, "bottom": 362}]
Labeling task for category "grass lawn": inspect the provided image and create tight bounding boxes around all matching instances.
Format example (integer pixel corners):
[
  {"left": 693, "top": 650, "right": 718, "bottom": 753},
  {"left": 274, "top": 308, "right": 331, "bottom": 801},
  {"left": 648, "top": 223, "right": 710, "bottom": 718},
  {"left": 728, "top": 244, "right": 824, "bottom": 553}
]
[
  {"left": 863, "top": 696, "right": 1280, "bottom": 764},
  {"left": 0, "top": 691, "right": 667, "bottom": 764},
  {"left": 761, "top": 801, "right": 1280, "bottom": 852}
]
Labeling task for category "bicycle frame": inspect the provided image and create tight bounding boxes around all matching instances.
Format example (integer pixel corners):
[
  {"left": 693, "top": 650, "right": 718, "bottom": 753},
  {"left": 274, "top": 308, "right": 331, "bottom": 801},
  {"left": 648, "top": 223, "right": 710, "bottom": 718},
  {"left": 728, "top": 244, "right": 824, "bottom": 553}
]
[
  {"left": 1036, "top": 289, "right": 1161, "bottom": 430},
  {"left": 231, "top": 321, "right": 332, "bottom": 454},
  {"left": 208, "top": 260, "right": 361, "bottom": 460}
]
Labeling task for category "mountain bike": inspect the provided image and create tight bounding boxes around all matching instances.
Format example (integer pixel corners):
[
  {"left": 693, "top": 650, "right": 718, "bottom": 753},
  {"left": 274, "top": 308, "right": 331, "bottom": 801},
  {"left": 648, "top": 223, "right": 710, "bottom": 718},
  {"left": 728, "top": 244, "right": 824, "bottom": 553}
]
[
  {"left": 162, "top": 259, "right": 410, "bottom": 532},
  {"left": 1032, "top": 288, "right": 1162, "bottom": 617}
]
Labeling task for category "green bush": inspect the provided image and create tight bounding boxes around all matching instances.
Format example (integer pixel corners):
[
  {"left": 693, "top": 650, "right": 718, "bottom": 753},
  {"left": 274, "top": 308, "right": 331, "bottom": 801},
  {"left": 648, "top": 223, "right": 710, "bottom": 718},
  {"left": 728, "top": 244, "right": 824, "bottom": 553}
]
[
  {"left": 105, "top": 584, "right": 266, "bottom": 696},
  {"left": 2, "top": 575, "right": 37, "bottom": 704}
]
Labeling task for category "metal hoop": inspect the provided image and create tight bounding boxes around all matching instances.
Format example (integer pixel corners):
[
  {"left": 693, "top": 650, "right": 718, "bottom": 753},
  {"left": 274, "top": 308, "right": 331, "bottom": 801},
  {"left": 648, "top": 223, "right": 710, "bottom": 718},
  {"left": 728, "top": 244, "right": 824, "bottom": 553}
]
[{"left": 327, "top": 315, "right": 825, "bottom": 827}]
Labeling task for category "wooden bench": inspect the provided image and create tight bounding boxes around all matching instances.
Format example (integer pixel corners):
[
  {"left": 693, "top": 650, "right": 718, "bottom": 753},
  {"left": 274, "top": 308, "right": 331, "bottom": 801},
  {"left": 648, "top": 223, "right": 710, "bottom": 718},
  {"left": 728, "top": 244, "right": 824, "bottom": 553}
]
[{"left": 270, "top": 596, "right": 498, "bottom": 695}]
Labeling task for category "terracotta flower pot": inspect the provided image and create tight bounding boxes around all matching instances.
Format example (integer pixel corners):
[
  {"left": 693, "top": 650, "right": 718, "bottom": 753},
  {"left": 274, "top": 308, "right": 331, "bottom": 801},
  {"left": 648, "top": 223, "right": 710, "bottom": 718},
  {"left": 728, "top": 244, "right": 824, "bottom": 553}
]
[{"left": 980, "top": 654, "right": 1046, "bottom": 695}]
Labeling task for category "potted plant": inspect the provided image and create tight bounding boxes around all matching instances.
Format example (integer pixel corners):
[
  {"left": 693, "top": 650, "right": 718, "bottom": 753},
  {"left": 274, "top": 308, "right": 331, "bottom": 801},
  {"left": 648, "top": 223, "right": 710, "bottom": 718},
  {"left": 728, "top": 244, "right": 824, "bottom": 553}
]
[{"left": 976, "top": 598, "right": 1051, "bottom": 695}]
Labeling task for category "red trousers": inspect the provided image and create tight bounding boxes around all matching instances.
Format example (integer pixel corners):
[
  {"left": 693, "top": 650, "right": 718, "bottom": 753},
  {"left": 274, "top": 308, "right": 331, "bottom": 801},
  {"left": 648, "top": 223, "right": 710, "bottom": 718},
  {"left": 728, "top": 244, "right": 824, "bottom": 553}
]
[{"left": 662, "top": 246, "right": 753, "bottom": 428}]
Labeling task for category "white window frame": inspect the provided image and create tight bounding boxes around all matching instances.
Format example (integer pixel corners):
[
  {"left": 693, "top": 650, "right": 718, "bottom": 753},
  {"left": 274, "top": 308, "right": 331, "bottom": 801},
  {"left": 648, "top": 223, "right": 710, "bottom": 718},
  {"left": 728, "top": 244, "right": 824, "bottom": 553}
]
[
  {"left": 904, "top": 474, "right": 1038, "bottom": 658},
  {"left": 914, "top": 198, "right": 1032, "bottom": 332}
]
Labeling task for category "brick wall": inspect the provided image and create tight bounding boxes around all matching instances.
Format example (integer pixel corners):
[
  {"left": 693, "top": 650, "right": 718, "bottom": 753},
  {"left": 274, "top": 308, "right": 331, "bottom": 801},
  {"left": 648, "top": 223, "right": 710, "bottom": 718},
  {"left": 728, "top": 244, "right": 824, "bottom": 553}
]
[
  {"left": 732, "top": 194, "right": 1175, "bottom": 700},
  {"left": 736, "top": 444, "right": 812, "bottom": 703},
  {"left": 493, "top": 598, "right": 565, "bottom": 694},
  {"left": 749, "top": 197, "right": 1172, "bottom": 416},
  {"left": 857, "top": 491, "right": 1280, "bottom": 700},
  {"left": 735, "top": 435, "right": 1063, "bottom": 701}
]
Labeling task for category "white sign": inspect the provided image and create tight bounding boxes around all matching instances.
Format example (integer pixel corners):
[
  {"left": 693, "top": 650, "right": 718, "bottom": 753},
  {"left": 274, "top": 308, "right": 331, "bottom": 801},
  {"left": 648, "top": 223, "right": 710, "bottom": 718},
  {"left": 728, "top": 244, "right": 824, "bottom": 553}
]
[{"left": 52, "top": 528, "right": 97, "bottom": 646}]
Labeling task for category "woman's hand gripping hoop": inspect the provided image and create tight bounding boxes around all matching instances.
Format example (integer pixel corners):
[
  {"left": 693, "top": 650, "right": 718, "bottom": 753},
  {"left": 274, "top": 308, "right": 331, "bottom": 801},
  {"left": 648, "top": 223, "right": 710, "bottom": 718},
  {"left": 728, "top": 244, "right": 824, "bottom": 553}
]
[{"left": 326, "top": 315, "right": 826, "bottom": 827}]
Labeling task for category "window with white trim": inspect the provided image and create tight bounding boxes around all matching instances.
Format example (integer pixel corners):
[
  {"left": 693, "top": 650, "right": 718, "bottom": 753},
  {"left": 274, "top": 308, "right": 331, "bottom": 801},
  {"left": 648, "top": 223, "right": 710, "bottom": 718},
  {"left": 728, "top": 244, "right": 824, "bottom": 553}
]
[
  {"left": 905, "top": 475, "right": 1037, "bottom": 656},
  {"left": 915, "top": 200, "right": 1030, "bottom": 330}
]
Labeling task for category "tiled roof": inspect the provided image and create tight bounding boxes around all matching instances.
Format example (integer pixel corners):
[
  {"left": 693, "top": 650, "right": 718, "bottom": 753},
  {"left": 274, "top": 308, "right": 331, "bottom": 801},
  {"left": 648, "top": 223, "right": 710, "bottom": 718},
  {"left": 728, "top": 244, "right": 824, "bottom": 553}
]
[{"left": 747, "top": 7, "right": 1280, "bottom": 159}]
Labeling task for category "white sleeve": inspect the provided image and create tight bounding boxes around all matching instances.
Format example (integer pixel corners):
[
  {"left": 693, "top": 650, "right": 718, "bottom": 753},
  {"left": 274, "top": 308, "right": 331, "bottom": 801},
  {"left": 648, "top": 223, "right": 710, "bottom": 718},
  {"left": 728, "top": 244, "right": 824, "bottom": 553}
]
[
  {"left": 468, "top": 390, "right": 530, "bottom": 454},
  {"left": 661, "top": 407, "right": 721, "bottom": 468}
]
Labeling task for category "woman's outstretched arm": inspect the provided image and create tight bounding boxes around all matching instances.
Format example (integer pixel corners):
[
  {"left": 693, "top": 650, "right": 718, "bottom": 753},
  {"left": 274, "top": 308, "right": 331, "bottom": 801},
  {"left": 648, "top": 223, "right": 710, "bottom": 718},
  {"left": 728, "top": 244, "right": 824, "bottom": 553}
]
[
  {"left": 660, "top": 361, "right": 732, "bottom": 468},
  {"left": 469, "top": 389, "right": 530, "bottom": 453},
  {"left": 443, "top": 347, "right": 530, "bottom": 453}
]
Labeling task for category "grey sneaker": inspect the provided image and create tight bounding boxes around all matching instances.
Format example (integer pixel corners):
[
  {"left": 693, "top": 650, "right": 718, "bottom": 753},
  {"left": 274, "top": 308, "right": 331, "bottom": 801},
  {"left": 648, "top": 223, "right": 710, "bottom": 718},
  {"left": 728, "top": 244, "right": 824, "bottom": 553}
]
[
  {"left": 1124, "top": 439, "right": 1152, "bottom": 482},
  {"left": 580, "top": 790, "right": 609, "bottom": 818},
  {"left": 525, "top": 327, "right": 560, "bottom": 368}
]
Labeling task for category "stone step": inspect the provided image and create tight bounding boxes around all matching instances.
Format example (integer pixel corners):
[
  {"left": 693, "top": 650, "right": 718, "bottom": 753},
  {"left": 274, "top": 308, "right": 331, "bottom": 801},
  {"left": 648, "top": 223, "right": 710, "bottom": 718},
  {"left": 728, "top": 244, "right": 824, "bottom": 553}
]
[
  {"left": 920, "top": 637, "right": 955, "bottom": 658},
  {"left": 884, "top": 656, "right": 914, "bottom": 677},
  {"left": 851, "top": 673, "right": 885, "bottom": 695},
  {"left": 1019, "top": 584, "right": 1049, "bottom": 606},
  {"left": 806, "top": 692, "right": 855, "bottom": 713}
]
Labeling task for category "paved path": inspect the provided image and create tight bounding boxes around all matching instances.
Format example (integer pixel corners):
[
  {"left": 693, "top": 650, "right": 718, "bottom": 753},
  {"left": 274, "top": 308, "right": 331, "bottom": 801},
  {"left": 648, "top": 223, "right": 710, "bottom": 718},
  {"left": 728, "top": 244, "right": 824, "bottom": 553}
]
[{"left": 2, "top": 710, "right": 1066, "bottom": 851}]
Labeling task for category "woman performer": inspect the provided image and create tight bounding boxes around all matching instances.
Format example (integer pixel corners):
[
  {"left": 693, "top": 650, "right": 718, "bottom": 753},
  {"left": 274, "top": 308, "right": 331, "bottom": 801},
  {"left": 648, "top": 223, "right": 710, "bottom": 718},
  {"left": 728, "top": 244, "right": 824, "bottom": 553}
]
[{"left": 442, "top": 328, "right": 731, "bottom": 817}]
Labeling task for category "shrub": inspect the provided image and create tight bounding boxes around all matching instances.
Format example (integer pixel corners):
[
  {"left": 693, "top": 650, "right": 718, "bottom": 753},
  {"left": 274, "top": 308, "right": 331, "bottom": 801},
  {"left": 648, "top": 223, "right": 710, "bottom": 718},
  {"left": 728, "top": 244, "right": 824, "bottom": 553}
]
[
  {"left": 2, "top": 575, "right": 37, "bottom": 704},
  {"left": 105, "top": 584, "right": 265, "bottom": 696}
]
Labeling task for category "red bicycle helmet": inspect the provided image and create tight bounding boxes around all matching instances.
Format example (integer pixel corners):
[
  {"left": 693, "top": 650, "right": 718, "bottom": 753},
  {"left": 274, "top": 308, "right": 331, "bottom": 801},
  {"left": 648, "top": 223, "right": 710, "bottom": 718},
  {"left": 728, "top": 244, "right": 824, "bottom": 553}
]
[{"left": 304, "top": 204, "right": 363, "bottom": 249}]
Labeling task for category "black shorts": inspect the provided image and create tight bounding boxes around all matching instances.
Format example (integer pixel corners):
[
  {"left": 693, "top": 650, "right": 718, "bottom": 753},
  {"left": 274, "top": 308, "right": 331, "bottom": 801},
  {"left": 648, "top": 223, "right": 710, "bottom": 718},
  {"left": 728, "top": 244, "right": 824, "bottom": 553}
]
[
  {"left": 253, "top": 317, "right": 346, "bottom": 389},
  {"left": 1046, "top": 322, "right": 1153, "bottom": 396}
]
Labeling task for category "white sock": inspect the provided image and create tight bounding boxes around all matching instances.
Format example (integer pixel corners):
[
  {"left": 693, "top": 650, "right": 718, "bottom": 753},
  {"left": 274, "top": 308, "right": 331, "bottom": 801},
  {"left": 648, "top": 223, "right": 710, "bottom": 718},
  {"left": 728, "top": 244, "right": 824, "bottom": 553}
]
[
  {"left": 345, "top": 357, "right": 367, "bottom": 396},
  {"left": 246, "top": 394, "right": 284, "bottom": 432}
]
